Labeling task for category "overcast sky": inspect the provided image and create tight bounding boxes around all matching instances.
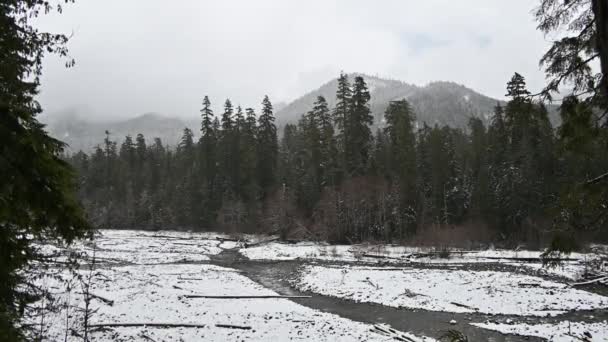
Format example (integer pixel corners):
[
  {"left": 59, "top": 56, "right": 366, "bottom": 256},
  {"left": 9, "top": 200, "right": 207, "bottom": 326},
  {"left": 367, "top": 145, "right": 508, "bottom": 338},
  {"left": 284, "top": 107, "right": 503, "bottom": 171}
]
[{"left": 36, "top": 0, "right": 550, "bottom": 121}]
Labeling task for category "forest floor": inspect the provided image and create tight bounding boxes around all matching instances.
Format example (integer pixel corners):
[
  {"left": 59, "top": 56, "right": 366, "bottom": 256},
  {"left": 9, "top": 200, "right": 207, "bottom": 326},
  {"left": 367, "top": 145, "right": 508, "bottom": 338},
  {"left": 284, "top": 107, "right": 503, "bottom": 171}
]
[{"left": 27, "top": 230, "right": 608, "bottom": 341}]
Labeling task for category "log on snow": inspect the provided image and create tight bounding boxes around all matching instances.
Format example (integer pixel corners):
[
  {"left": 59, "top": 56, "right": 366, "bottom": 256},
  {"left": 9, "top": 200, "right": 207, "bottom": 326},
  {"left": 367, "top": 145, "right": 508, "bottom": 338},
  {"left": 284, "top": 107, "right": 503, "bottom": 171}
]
[
  {"left": 571, "top": 275, "right": 608, "bottom": 287},
  {"left": 215, "top": 324, "right": 251, "bottom": 330},
  {"left": 215, "top": 237, "right": 241, "bottom": 242},
  {"left": 89, "top": 323, "right": 206, "bottom": 328},
  {"left": 243, "top": 237, "right": 280, "bottom": 248},
  {"left": 77, "top": 292, "right": 114, "bottom": 306},
  {"left": 481, "top": 256, "right": 579, "bottom": 262},
  {"left": 183, "top": 295, "right": 311, "bottom": 299},
  {"left": 450, "top": 302, "right": 478, "bottom": 310},
  {"left": 361, "top": 254, "right": 404, "bottom": 260}
]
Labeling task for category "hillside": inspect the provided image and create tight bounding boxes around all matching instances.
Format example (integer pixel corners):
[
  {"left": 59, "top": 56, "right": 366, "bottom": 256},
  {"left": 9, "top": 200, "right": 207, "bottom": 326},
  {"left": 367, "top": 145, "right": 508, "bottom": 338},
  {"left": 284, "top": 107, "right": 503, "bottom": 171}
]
[
  {"left": 275, "top": 74, "right": 503, "bottom": 130},
  {"left": 44, "top": 112, "right": 197, "bottom": 153},
  {"left": 45, "top": 74, "right": 557, "bottom": 153}
]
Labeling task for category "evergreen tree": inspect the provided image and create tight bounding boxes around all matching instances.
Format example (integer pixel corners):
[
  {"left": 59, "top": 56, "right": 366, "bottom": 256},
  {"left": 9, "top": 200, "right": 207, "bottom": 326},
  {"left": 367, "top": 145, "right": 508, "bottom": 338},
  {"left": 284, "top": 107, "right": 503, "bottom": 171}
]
[
  {"left": 346, "top": 76, "right": 374, "bottom": 176},
  {"left": 1, "top": 2, "right": 90, "bottom": 337},
  {"left": 333, "top": 72, "right": 352, "bottom": 178},
  {"left": 312, "top": 96, "right": 338, "bottom": 187},
  {"left": 199, "top": 96, "right": 217, "bottom": 186},
  {"left": 383, "top": 99, "right": 417, "bottom": 236},
  {"left": 256, "top": 95, "right": 279, "bottom": 195},
  {"left": 219, "top": 99, "right": 236, "bottom": 193},
  {"left": 240, "top": 108, "right": 259, "bottom": 200}
]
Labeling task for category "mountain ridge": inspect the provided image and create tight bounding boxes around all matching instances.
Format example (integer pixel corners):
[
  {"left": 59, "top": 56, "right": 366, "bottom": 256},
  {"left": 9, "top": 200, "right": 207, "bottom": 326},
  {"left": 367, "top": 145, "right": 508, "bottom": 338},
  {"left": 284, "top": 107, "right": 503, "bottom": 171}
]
[{"left": 45, "top": 74, "right": 555, "bottom": 153}]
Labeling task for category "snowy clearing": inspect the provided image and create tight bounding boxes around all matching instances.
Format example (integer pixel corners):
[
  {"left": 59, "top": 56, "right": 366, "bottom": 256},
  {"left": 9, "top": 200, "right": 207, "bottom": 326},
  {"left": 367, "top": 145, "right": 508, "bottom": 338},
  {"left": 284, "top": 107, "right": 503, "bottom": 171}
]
[
  {"left": 241, "top": 241, "right": 607, "bottom": 280},
  {"left": 28, "top": 230, "right": 436, "bottom": 342},
  {"left": 293, "top": 265, "right": 608, "bottom": 316},
  {"left": 241, "top": 241, "right": 433, "bottom": 262},
  {"left": 472, "top": 320, "right": 608, "bottom": 341}
]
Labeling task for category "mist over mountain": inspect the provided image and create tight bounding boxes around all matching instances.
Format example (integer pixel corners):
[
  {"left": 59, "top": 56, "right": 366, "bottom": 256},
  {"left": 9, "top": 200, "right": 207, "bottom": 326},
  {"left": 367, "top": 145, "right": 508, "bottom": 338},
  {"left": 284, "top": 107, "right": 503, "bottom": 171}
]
[
  {"left": 45, "top": 111, "right": 198, "bottom": 153},
  {"left": 45, "top": 74, "right": 556, "bottom": 153},
  {"left": 275, "top": 74, "right": 502, "bottom": 130}
]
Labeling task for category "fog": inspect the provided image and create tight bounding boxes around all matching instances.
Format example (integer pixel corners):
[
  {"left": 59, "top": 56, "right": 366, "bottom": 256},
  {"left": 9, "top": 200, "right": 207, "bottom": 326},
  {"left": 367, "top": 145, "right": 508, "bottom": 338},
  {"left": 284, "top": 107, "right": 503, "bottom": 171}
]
[{"left": 35, "top": 0, "right": 549, "bottom": 121}]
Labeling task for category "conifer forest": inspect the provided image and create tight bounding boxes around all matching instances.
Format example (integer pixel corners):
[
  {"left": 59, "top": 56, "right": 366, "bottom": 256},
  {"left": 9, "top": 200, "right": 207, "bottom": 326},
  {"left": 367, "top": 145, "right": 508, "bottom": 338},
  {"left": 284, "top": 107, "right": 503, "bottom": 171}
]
[
  {"left": 3, "top": 0, "right": 608, "bottom": 341},
  {"left": 68, "top": 72, "right": 608, "bottom": 247}
]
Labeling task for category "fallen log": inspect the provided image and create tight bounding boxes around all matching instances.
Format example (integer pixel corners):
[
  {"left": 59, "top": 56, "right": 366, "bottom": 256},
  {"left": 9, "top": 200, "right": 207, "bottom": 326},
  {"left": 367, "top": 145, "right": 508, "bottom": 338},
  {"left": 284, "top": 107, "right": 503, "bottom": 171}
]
[
  {"left": 215, "top": 237, "right": 241, "bottom": 242},
  {"left": 178, "top": 277, "right": 204, "bottom": 281},
  {"left": 89, "top": 323, "right": 206, "bottom": 328},
  {"left": 571, "top": 275, "right": 608, "bottom": 287},
  {"left": 183, "top": 295, "right": 311, "bottom": 299},
  {"left": 517, "top": 283, "right": 541, "bottom": 288},
  {"left": 481, "top": 256, "right": 579, "bottom": 262},
  {"left": 362, "top": 253, "right": 404, "bottom": 260},
  {"left": 215, "top": 324, "right": 251, "bottom": 330},
  {"left": 77, "top": 292, "right": 114, "bottom": 306},
  {"left": 450, "top": 302, "right": 477, "bottom": 310},
  {"left": 243, "top": 237, "right": 280, "bottom": 248},
  {"left": 372, "top": 325, "right": 417, "bottom": 342}
]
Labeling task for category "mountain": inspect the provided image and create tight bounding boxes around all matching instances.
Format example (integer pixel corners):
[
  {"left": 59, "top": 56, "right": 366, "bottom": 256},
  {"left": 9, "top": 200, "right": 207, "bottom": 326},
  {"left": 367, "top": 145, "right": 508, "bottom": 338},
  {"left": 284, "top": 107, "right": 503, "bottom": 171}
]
[
  {"left": 275, "top": 74, "right": 502, "bottom": 130},
  {"left": 44, "top": 112, "right": 197, "bottom": 153},
  {"left": 45, "top": 74, "right": 558, "bottom": 153}
]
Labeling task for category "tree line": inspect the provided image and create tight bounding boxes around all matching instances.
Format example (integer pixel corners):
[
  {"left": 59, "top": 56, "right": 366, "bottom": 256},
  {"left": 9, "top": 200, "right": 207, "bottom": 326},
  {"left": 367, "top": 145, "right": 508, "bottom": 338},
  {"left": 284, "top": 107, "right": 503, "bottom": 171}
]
[{"left": 67, "top": 72, "right": 608, "bottom": 245}]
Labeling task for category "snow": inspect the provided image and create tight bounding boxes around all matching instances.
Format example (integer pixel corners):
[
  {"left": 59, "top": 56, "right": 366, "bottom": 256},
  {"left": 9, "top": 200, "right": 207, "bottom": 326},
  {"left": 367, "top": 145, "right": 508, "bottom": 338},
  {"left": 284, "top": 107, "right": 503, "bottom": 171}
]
[
  {"left": 240, "top": 241, "right": 422, "bottom": 262},
  {"left": 241, "top": 242, "right": 606, "bottom": 280},
  {"left": 36, "top": 229, "right": 244, "bottom": 265},
  {"left": 293, "top": 265, "right": 608, "bottom": 316},
  {"left": 28, "top": 230, "right": 435, "bottom": 342},
  {"left": 472, "top": 321, "right": 608, "bottom": 341}
]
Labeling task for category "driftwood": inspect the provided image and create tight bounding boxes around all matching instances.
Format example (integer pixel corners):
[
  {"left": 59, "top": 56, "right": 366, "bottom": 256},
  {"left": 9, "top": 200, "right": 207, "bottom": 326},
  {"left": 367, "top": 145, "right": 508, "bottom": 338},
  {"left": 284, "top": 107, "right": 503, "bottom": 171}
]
[
  {"left": 372, "top": 325, "right": 417, "bottom": 342},
  {"left": 481, "top": 256, "right": 578, "bottom": 262},
  {"left": 183, "top": 295, "right": 311, "bottom": 299},
  {"left": 215, "top": 324, "right": 251, "bottom": 330},
  {"left": 243, "top": 237, "right": 280, "bottom": 248},
  {"left": 139, "top": 333, "right": 157, "bottom": 342},
  {"left": 571, "top": 275, "right": 608, "bottom": 287},
  {"left": 362, "top": 254, "right": 404, "bottom": 260},
  {"left": 89, "top": 323, "right": 206, "bottom": 328},
  {"left": 215, "top": 237, "right": 241, "bottom": 242},
  {"left": 450, "top": 302, "right": 477, "bottom": 310},
  {"left": 90, "top": 322, "right": 253, "bottom": 331},
  {"left": 518, "top": 282, "right": 541, "bottom": 288},
  {"left": 78, "top": 292, "right": 114, "bottom": 306},
  {"left": 178, "top": 277, "right": 204, "bottom": 281}
]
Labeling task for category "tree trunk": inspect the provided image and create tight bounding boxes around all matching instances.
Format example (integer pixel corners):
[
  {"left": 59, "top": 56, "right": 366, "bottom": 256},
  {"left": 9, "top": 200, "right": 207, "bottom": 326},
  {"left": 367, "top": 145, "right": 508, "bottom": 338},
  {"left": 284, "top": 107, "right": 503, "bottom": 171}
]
[{"left": 593, "top": 0, "right": 608, "bottom": 100}]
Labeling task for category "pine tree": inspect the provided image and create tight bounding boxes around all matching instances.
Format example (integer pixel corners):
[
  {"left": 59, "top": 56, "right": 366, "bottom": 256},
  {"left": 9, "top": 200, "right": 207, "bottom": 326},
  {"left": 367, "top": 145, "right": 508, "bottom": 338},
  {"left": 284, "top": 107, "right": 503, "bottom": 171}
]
[
  {"left": 347, "top": 76, "right": 374, "bottom": 176},
  {"left": 221, "top": 99, "right": 234, "bottom": 131},
  {"left": 201, "top": 96, "right": 214, "bottom": 137},
  {"left": 120, "top": 135, "right": 136, "bottom": 168},
  {"left": 312, "top": 96, "right": 338, "bottom": 187},
  {"left": 199, "top": 96, "right": 217, "bottom": 185},
  {"left": 298, "top": 107, "right": 322, "bottom": 212},
  {"left": 505, "top": 72, "right": 531, "bottom": 99},
  {"left": 383, "top": 99, "right": 417, "bottom": 236},
  {"left": 219, "top": 99, "right": 235, "bottom": 193},
  {"left": 257, "top": 95, "right": 279, "bottom": 195},
  {"left": 333, "top": 72, "right": 352, "bottom": 178},
  {"left": 1, "top": 2, "right": 90, "bottom": 334},
  {"left": 240, "top": 108, "right": 259, "bottom": 200}
]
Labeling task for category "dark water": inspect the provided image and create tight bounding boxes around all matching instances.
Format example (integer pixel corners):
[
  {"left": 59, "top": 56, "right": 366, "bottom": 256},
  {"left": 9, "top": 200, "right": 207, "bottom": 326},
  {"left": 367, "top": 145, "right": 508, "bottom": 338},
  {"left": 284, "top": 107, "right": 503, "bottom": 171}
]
[{"left": 209, "top": 249, "right": 597, "bottom": 341}]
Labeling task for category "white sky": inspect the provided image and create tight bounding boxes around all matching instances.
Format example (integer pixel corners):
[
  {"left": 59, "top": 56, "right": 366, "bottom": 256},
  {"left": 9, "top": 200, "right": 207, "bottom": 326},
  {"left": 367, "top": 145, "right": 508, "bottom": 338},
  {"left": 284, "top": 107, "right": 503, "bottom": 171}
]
[{"left": 36, "top": 0, "right": 550, "bottom": 120}]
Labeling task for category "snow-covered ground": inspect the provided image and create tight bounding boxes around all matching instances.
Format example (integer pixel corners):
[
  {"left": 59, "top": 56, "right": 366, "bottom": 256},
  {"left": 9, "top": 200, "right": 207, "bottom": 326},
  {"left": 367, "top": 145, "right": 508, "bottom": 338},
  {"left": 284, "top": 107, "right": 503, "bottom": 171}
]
[
  {"left": 36, "top": 229, "right": 241, "bottom": 265},
  {"left": 293, "top": 265, "right": 608, "bottom": 316},
  {"left": 28, "top": 230, "right": 435, "bottom": 342},
  {"left": 241, "top": 241, "right": 607, "bottom": 280},
  {"left": 241, "top": 241, "right": 430, "bottom": 262},
  {"left": 472, "top": 320, "right": 608, "bottom": 341}
]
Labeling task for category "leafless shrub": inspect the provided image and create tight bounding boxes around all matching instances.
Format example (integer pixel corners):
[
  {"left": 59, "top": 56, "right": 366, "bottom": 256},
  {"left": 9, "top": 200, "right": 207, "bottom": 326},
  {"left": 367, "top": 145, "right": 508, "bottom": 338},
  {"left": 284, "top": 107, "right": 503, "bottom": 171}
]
[{"left": 440, "top": 329, "right": 469, "bottom": 342}]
